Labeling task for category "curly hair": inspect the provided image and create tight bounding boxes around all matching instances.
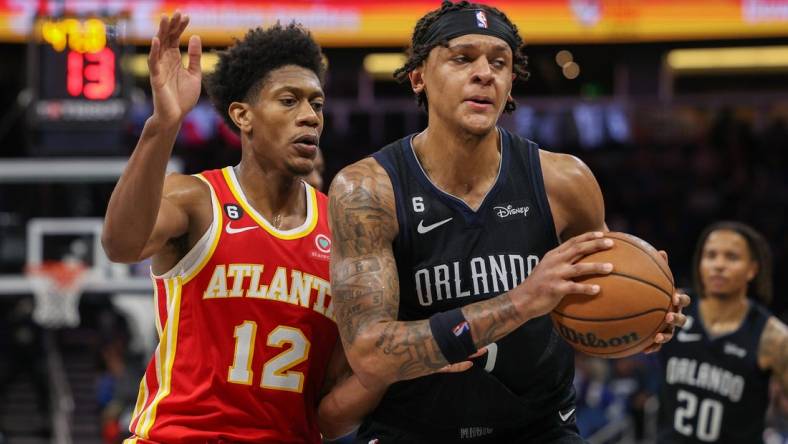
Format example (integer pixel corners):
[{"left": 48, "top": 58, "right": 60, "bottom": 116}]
[
  {"left": 691, "top": 221, "right": 773, "bottom": 306},
  {"left": 204, "top": 23, "right": 326, "bottom": 133},
  {"left": 393, "top": 1, "right": 529, "bottom": 113}
]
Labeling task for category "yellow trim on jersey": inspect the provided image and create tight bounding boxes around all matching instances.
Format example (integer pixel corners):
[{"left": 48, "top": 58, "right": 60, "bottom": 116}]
[
  {"left": 130, "top": 173, "right": 219, "bottom": 438},
  {"left": 134, "top": 287, "right": 166, "bottom": 436},
  {"left": 153, "top": 282, "right": 163, "bottom": 338},
  {"left": 129, "top": 376, "right": 149, "bottom": 434},
  {"left": 221, "top": 166, "right": 319, "bottom": 240},
  {"left": 148, "top": 173, "right": 223, "bottom": 289},
  {"left": 182, "top": 173, "right": 224, "bottom": 284},
  {"left": 122, "top": 438, "right": 138, "bottom": 444},
  {"left": 136, "top": 277, "right": 183, "bottom": 438}
]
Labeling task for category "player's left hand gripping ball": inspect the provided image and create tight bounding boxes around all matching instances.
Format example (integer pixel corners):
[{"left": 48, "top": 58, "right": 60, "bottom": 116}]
[{"left": 644, "top": 250, "right": 690, "bottom": 353}]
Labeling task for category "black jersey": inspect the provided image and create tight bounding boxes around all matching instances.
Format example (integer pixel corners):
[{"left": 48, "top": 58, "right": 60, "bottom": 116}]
[
  {"left": 658, "top": 296, "right": 772, "bottom": 444},
  {"left": 363, "top": 128, "right": 575, "bottom": 440}
]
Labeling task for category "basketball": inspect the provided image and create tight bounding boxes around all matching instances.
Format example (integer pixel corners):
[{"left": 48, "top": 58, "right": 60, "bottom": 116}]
[{"left": 551, "top": 232, "right": 674, "bottom": 359}]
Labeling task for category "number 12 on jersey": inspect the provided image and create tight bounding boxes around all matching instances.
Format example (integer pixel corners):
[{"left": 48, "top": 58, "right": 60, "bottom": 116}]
[{"left": 228, "top": 321, "right": 311, "bottom": 393}]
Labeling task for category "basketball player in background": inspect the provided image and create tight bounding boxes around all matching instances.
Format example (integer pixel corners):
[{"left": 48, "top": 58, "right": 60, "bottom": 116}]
[
  {"left": 328, "top": 1, "right": 690, "bottom": 442},
  {"left": 102, "top": 13, "right": 378, "bottom": 442},
  {"left": 658, "top": 221, "right": 788, "bottom": 444}
]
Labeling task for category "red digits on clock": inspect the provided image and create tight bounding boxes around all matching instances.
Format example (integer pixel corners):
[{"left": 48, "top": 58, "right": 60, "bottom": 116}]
[{"left": 66, "top": 47, "right": 115, "bottom": 100}]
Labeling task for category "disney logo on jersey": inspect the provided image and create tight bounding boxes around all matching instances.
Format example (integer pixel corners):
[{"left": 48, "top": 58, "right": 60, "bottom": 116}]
[{"left": 492, "top": 201, "right": 530, "bottom": 222}]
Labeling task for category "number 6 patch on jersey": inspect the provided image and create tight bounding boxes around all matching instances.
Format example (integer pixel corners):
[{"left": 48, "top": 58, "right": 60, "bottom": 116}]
[{"left": 224, "top": 204, "right": 243, "bottom": 220}]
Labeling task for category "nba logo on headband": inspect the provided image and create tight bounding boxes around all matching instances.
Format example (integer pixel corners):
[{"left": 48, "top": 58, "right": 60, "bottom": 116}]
[{"left": 475, "top": 10, "right": 488, "bottom": 28}]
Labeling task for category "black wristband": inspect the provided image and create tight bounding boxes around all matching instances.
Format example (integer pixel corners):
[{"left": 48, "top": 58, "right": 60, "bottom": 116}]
[{"left": 428, "top": 308, "right": 476, "bottom": 364}]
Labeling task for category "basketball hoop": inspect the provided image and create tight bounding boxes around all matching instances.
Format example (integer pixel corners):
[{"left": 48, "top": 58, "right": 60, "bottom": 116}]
[{"left": 26, "top": 260, "right": 88, "bottom": 328}]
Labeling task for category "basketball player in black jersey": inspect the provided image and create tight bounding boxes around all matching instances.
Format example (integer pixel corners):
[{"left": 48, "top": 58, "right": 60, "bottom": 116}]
[
  {"left": 328, "top": 2, "right": 690, "bottom": 442},
  {"left": 658, "top": 222, "right": 788, "bottom": 444}
]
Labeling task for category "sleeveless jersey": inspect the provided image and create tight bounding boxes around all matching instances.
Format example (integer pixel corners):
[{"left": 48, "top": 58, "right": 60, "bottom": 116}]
[
  {"left": 658, "top": 295, "right": 772, "bottom": 444},
  {"left": 365, "top": 128, "right": 574, "bottom": 438},
  {"left": 125, "top": 167, "right": 337, "bottom": 444}
]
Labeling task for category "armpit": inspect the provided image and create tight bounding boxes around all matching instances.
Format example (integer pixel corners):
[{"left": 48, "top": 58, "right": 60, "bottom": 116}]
[{"left": 539, "top": 150, "right": 606, "bottom": 240}]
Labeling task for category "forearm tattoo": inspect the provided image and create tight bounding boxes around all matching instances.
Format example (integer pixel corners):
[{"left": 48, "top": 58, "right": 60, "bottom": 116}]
[
  {"left": 329, "top": 160, "right": 448, "bottom": 380},
  {"left": 461, "top": 292, "right": 525, "bottom": 348}
]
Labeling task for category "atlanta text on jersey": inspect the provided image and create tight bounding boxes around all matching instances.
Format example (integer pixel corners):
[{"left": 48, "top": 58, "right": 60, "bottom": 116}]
[{"left": 202, "top": 264, "right": 334, "bottom": 321}]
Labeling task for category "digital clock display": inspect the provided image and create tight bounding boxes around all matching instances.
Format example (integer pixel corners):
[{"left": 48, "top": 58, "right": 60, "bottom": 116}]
[{"left": 30, "top": 15, "right": 128, "bottom": 127}]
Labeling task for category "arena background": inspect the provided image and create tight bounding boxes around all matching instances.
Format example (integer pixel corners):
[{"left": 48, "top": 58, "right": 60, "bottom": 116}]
[{"left": 0, "top": 0, "right": 787, "bottom": 443}]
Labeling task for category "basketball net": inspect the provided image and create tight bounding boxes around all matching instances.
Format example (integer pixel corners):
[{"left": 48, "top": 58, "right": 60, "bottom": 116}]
[{"left": 25, "top": 260, "right": 88, "bottom": 328}]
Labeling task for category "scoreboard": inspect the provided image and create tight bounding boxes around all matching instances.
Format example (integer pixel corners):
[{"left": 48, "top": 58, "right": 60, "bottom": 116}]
[{"left": 28, "top": 15, "right": 129, "bottom": 133}]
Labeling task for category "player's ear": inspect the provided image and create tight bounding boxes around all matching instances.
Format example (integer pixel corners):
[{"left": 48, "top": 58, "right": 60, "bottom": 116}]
[
  {"left": 228, "top": 102, "right": 252, "bottom": 134},
  {"left": 746, "top": 261, "right": 759, "bottom": 282},
  {"left": 409, "top": 66, "right": 425, "bottom": 95},
  {"left": 505, "top": 85, "right": 514, "bottom": 109}
]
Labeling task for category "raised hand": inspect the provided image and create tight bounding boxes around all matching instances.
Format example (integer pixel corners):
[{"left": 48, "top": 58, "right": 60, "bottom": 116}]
[{"left": 148, "top": 12, "right": 202, "bottom": 124}]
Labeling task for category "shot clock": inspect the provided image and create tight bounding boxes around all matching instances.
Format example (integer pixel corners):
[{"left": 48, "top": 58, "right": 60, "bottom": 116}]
[{"left": 28, "top": 14, "right": 130, "bottom": 154}]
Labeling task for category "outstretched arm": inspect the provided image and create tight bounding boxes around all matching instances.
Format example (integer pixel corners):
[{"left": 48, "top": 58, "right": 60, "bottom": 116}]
[
  {"left": 759, "top": 316, "right": 788, "bottom": 392},
  {"left": 329, "top": 158, "right": 614, "bottom": 389},
  {"left": 103, "top": 12, "right": 203, "bottom": 263}
]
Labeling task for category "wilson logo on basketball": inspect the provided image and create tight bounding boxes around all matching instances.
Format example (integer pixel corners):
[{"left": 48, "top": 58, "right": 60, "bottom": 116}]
[{"left": 556, "top": 323, "right": 639, "bottom": 348}]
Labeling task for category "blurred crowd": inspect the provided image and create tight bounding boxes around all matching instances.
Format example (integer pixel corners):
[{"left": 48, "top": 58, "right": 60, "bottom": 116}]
[{"left": 583, "top": 105, "right": 788, "bottom": 321}]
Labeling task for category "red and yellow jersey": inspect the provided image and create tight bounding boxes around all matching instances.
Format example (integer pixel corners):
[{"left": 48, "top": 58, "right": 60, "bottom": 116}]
[{"left": 125, "top": 167, "right": 337, "bottom": 444}]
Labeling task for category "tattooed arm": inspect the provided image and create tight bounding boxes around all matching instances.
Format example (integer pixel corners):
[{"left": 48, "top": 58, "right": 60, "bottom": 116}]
[
  {"left": 758, "top": 316, "right": 788, "bottom": 392},
  {"left": 328, "top": 158, "right": 615, "bottom": 388}
]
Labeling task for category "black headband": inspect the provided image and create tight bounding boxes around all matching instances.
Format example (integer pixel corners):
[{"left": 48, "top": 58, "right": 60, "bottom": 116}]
[{"left": 421, "top": 9, "right": 518, "bottom": 51}]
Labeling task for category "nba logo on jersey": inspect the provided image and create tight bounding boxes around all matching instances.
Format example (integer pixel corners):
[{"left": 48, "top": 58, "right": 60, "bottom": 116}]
[
  {"left": 453, "top": 320, "right": 470, "bottom": 337},
  {"left": 476, "top": 10, "right": 488, "bottom": 28}
]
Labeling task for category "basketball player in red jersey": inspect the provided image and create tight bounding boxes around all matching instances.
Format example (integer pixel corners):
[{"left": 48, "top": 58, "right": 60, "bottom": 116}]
[{"left": 103, "top": 13, "right": 379, "bottom": 443}]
